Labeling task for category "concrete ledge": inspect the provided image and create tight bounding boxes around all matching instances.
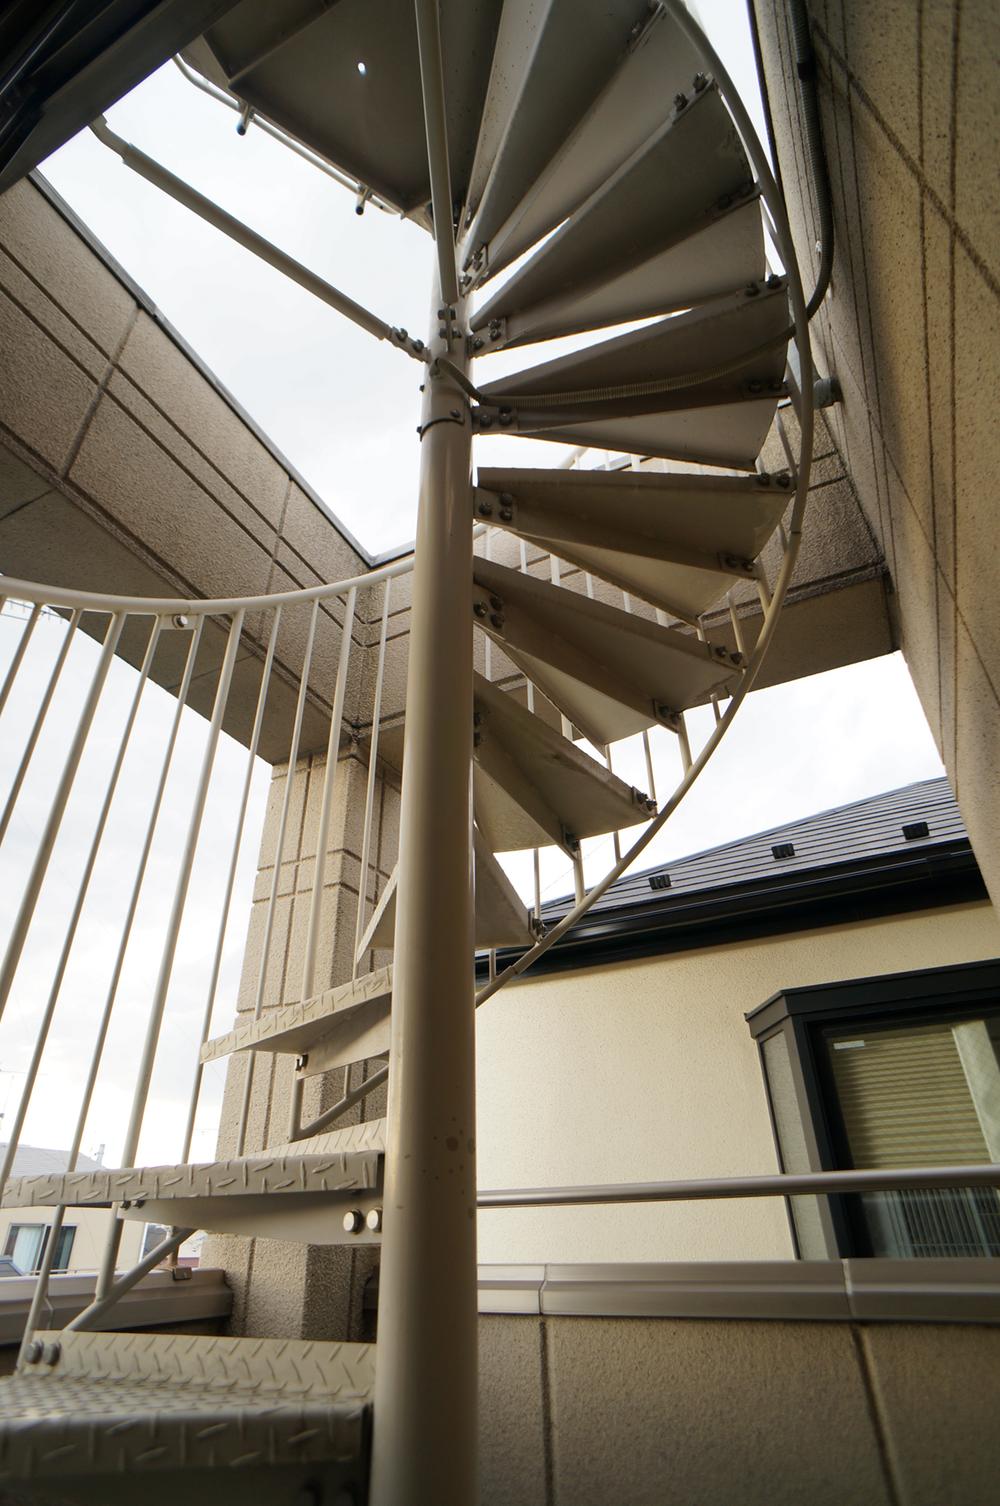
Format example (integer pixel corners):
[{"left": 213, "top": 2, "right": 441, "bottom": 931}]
[
  {"left": 477, "top": 1259, "right": 1000, "bottom": 1323},
  {"left": 0, "top": 1266, "right": 232, "bottom": 1346}
]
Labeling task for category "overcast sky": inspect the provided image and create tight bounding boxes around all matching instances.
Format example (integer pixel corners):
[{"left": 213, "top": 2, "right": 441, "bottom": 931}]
[{"left": 0, "top": 5, "right": 947, "bottom": 1179}]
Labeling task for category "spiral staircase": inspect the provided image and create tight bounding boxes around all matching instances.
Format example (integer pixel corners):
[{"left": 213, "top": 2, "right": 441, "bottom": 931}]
[{"left": 0, "top": 2, "right": 815, "bottom": 1503}]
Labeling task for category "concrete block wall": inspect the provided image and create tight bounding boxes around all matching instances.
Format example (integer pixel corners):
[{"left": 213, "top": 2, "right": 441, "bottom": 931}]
[
  {"left": 203, "top": 745, "right": 396, "bottom": 1339},
  {"left": 752, "top": 0, "right": 1000, "bottom": 908},
  {"left": 478, "top": 1313, "right": 1000, "bottom": 1506}
]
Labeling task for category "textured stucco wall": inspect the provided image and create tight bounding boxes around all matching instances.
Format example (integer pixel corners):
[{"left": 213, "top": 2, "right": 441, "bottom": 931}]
[
  {"left": 475, "top": 899, "right": 1000, "bottom": 1265},
  {"left": 752, "top": 0, "right": 1000, "bottom": 909},
  {"left": 478, "top": 1312, "right": 1000, "bottom": 1506}
]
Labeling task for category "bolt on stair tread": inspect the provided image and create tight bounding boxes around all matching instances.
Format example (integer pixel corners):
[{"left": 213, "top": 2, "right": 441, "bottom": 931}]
[
  {"left": 201, "top": 965, "right": 394, "bottom": 1065},
  {"left": 472, "top": 84, "right": 760, "bottom": 346},
  {"left": 473, "top": 555, "right": 740, "bottom": 747},
  {"left": 476, "top": 464, "right": 790, "bottom": 620}
]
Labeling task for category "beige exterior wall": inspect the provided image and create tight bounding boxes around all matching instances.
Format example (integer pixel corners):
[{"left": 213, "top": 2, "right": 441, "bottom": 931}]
[
  {"left": 0, "top": 1205, "right": 142, "bottom": 1275},
  {"left": 479, "top": 1312, "right": 1000, "bottom": 1506},
  {"left": 475, "top": 899, "right": 1000, "bottom": 1265},
  {"left": 753, "top": 0, "right": 1000, "bottom": 909}
]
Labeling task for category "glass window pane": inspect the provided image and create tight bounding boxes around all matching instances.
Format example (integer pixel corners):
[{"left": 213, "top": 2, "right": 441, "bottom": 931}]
[{"left": 825, "top": 1016, "right": 1000, "bottom": 1257}]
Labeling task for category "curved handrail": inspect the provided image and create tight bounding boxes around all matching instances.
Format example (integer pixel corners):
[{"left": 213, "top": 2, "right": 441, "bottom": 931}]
[
  {"left": 475, "top": 0, "right": 814, "bottom": 1007},
  {"left": 0, "top": 551, "right": 415, "bottom": 618}
]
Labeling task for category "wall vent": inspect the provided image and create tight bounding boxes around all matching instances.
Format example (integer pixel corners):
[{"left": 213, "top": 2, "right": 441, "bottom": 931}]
[
  {"left": 648, "top": 873, "right": 672, "bottom": 890},
  {"left": 771, "top": 842, "right": 795, "bottom": 860},
  {"left": 902, "top": 820, "right": 930, "bottom": 841}
]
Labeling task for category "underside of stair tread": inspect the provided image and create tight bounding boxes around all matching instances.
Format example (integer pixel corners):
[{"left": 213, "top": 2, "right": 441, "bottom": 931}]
[
  {"left": 201, "top": 966, "right": 394, "bottom": 1065},
  {"left": 473, "top": 555, "right": 740, "bottom": 746},
  {"left": 475, "top": 281, "right": 788, "bottom": 466},
  {"left": 197, "top": 0, "right": 504, "bottom": 221},
  {"left": 2, "top": 1120, "right": 385, "bottom": 1210},
  {"left": 0, "top": 1333, "right": 372, "bottom": 1479},
  {"left": 462, "top": 0, "right": 652, "bottom": 259},
  {"left": 473, "top": 671, "right": 654, "bottom": 853},
  {"left": 518, "top": 398, "right": 782, "bottom": 469},
  {"left": 473, "top": 3, "right": 702, "bottom": 274},
  {"left": 358, "top": 827, "right": 535, "bottom": 954},
  {"left": 472, "top": 84, "right": 760, "bottom": 346},
  {"left": 476, "top": 465, "right": 790, "bottom": 619},
  {"left": 477, "top": 279, "right": 788, "bottom": 409}
]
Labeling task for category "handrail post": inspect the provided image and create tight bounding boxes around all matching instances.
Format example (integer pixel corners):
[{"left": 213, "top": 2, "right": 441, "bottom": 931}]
[{"left": 369, "top": 282, "right": 476, "bottom": 1506}]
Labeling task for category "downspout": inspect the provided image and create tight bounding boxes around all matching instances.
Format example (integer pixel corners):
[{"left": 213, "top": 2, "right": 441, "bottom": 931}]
[{"left": 746, "top": 0, "right": 834, "bottom": 321}]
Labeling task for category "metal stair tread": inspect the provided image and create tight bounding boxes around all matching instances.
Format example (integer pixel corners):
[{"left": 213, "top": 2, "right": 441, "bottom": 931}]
[
  {"left": 201, "top": 966, "right": 394, "bottom": 1066},
  {"left": 519, "top": 398, "right": 783, "bottom": 469},
  {"left": 462, "top": 0, "right": 652, "bottom": 259},
  {"left": 477, "top": 279, "right": 788, "bottom": 411},
  {"left": 0, "top": 1332, "right": 373, "bottom": 1480},
  {"left": 475, "top": 281, "right": 788, "bottom": 466},
  {"left": 357, "top": 827, "right": 535, "bottom": 954},
  {"left": 475, "top": 3, "right": 702, "bottom": 275},
  {"left": 2, "top": 1120, "right": 386, "bottom": 1210},
  {"left": 472, "top": 83, "right": 760, "bottom": 346},
  {"left": 473, "top": 555, "right": 740, "bottom": 746},
  {"left": 473, "top": 671, "right": 654, "bottom": 853},
  {"left": 197, "top": 1, "right": 503, "bottom": 221},
  {"left": 476, "top": 465, "right": 790, "bottom": 619}
]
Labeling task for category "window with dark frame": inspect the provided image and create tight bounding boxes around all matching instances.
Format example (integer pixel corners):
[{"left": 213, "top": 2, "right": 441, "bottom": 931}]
[
  {"left": 2, "top": 1222, "right": 76, "bottom": 1273},
  {"left": 745, "top": 959, "right": 1000, "bottom": 1260}
]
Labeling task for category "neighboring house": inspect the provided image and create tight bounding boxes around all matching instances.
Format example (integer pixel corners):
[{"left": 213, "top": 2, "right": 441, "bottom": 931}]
[
  {"left": 476, "top": 777, "right": 1000, "bottom": 1267},
  {"left": 0, "top": 1146, "right": 143, "bottom": 1275}
]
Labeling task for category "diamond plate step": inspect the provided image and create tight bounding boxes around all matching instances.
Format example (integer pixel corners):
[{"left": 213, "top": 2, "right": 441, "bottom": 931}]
[
  {"left": 475, "top": 278, "right": 789, "bottom": 468},
  {"left": 0, "top": 1332, "right": 372, "bottom": 1497},
  {"left": 473, "top": 672, "right": 655, "bottom": 854},
  {"left": 473, "top": 556, "right": 740, "bottom": 747},
  {"left": 358, "top": 826, "right": 535, "bottom": 954},
  {"left": 202, "top": 965, "right": 394, "bottom": 1078},
  {"left": 472, "top": 83, "right": 760, "bottom": 348},
  {"left": 476, "top": 466, "right": 790, "bottom": 621},
  {"left": 2, "top": 1121, "right": 386, "bottom": 1246}
]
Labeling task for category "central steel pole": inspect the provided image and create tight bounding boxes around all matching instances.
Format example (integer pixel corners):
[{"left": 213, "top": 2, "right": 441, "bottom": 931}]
[{"left": 369, "top": 289, "right": 477, "bottom": 1506}]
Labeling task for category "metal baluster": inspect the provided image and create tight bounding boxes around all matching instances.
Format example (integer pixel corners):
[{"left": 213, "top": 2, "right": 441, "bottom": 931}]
[
  {"left": 727, "top": 589, "right": 749, "bottom": 661},
  {"left": 235, "top": 599, "right": 320, "bottom": 1157},
  {"left": 0, "top": 611, "right": 125, "bottom": 1024},
  {"left": 697, "top": 617, "right": 723, "bottom": 726},
  {"left": 0, "top": 615, "right": 163, "bottom": 1194},
  {"left": 291, "top": 586, "right": 357, "bottom": 1141},
  {"left": 180, "top": 606, "right": 282, "bottom": 1163},
  {"left": 518, "top": 542, "right": 544, "bottom": 922},
  {"left": 0, "top": 609, "right": 82, "bottom": 844},
  {"left": 675, "top": 711, "right": 693, "bottom": 773},
  {"left": 119, "top": 610, "right": 245, "bottom": 1163},
  {"left": 548, "top": 553, "right": 585, "bottom": 903},
  {"left": 0, "top": 601, "right": 42, "bottom": 721},
  {"left": 96, "top": 613, "right": 242, "bottom": 1301},
  {"left": 354, "top": 578, "right": 392, "bottom": 976}
]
